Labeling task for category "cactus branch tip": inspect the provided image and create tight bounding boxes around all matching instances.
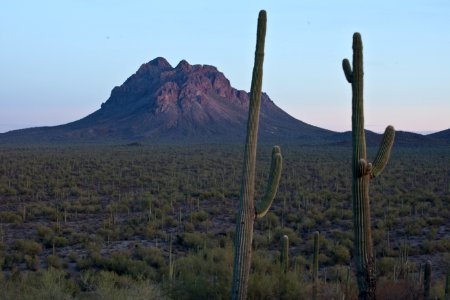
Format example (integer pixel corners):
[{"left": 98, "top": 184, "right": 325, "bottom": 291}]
[
  {"left": 258, "top": 10, "right": 267, "bottom": 19},
  {"left": 352, "top": 32, "right": 362, "bottom": 49},
  {"left": 272, "top": 145, "right": 281, "bottom": 154}
]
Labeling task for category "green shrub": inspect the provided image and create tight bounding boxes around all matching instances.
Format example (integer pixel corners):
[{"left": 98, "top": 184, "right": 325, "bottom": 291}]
[
  {"left": 133, "top": 246, "right": 165, "bottom": 271},
  {"left": 47, "top": 255, "right": 63, "bottom": 269},
  {"left": 171, "top": 247, "right": 233, "bottom": 299},
  {"left": 24, "top": 254, "right": 40, "bottom": 271},
  {"left": 377, "top": 257, "right": 395, "bottom": 277},
  {"left": 274, "top": 227, "right": 301, "bottom": 246},
  {"left": 191, "top": 210, "right": 208, "bottom": 223},
  {"left": 85, "top": 271, "right": 165, "bottom": 300},
  {"left": 36, "top": 225, "right": 53, "bottom": 239},
  {"left": 94, "top": 251, "right": 157, "bottom": 280},
  {"left": 178, "top": 232, "right": 207, "bottom": 250},
  {"left": 0, "top": 268, "right": 77, "bottom": 300},
  {"left": 331, "top": 244, "right": 350, "bottom": 265},
  {"left": 13, "top": 239, "right": 42, "bottom": 256},
  {"left": 0, "top": 211, "right": 22, "bottom": 224}
]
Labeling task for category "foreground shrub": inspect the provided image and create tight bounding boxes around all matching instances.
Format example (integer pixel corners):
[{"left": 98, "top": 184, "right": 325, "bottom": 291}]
[{"left": 0, "top": 269, "right": 165, "bottom": 300}]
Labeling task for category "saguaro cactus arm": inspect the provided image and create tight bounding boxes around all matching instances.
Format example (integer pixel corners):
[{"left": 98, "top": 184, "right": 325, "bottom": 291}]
[
  {"left": 370, "top": 125, "right": 395, "bottom": 178},
  {"left": 358, "top": 159, "right": 372, "bottom": 177},
  {"left": 343, "top": 59, "right": 353, "bottom": 83},
  {"left": 255, "top": 146, "right": 282, "bottom": 218}
]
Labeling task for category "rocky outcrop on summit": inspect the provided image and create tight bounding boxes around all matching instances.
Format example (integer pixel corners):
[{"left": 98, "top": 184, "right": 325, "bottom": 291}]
[{"left": 0, "top": 57, "right": 332, "bottom": 143}]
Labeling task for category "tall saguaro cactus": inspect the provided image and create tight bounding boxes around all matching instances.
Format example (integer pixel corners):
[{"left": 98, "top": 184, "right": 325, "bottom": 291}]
[
  {"left": 231, "top": 10, "right": 283, "bottom": 300},
  {"left": 342, "top": 32, "right": 395, "bottom": 300}
]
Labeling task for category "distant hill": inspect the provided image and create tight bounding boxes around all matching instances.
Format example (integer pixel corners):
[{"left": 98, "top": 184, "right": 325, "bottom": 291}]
[
  {"left": 327, "top": 130, "right": 448, "bottom": 147},
  {"left": 428, "top": 128, "right": 450, "bottom": 143},
  {"left": 0, "top": 57, "right": 448, "bottom": 147}
]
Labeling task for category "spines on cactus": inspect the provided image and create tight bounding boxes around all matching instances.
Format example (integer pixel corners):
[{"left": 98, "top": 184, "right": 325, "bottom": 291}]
[
  {"left": 231, "top": 10, "right": 283, "bottom": 300},
  {"left": 342, "top": 32, "right": 395, "bottom": 300}
]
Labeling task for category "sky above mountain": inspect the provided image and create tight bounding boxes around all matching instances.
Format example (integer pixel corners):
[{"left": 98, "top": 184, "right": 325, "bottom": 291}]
[{"left": 1, "top": 0, "right": 449, "bottom": 134}]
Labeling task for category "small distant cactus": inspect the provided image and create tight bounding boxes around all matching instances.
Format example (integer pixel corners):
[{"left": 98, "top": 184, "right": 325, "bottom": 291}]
[
  {"left": 342, "top": 32, "right": 395, "bottom": 300},
  {"left": 445, "top": 270, "right": 449, "bottom": 300},
  {"left": 168, "top": 233, "right": 174, "bottom": 282},
  {"left": 424, "top": 260, "right": 431, "bottom": 300},
  {"left": 312, "top": 231, "right": 319, "bottom": 300},
  {"left": 280, "top": 235, "right": 289, "bottom": 274},
  {"left": 313, "top": 231, "right": 319, "bottom": 281},
  {"left": 231, "top": 10, "right": 283, "bottom": 300}
]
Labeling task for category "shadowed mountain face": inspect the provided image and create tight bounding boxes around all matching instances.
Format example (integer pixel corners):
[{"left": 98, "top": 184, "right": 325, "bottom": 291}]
[
  {"left": 0, "top": 57, "right": 332, "bottom": 144},
  {"left": 428, "top": 128, "right": 450, "bottom": 142}
]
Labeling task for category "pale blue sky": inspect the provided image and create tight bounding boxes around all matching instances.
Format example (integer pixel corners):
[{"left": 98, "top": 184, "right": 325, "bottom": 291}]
[{"left": 1, "top": 0, "right": 449, "bottom": 133}]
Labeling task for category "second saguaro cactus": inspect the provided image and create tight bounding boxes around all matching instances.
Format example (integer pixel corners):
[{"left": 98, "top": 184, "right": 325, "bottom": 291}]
[
  {"left": 342, "top": 32, "right": 395, "bottom": 300},
  {"left": 231, "top": 10, "right": 283, "bottom": 300}
]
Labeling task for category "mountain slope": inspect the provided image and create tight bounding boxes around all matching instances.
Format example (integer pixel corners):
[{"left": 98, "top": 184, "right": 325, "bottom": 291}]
[
  {"left": 327, "top": 130, "right": 445, "bottom": 147},
  {"left": 428, "top": 128, "right": 450, "bottom": 145}
]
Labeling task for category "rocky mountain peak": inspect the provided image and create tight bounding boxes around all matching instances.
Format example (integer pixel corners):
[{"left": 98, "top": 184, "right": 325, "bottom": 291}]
[
  {"left": 0, "top": 57, "right": 335, "bottom": 143},
  {"left": 134, "top": 57, "right": 172, "bottom": 78},
  {"left": 148, "top": 57, "right": 172, "bottom": 68},
  {"left": 175, "top": 59, "right": 192, "bottom": 72}
]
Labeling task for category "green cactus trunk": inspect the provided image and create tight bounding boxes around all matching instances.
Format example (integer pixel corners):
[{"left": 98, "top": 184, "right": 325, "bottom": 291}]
[
  {"left": 424, "top": 260, "right": 431, "bottom": 300},
  {"left": 231, "top": 10, "right": 283, "bottom": 300},
  {"left": 281, "top": 235, "right": 289, "bottom": 274},
  {"left": 312, "top": 231, "right": 319, "bottom": 300},
  {"left": 343, "top": 33, "right": 395, "bottom": 300}
]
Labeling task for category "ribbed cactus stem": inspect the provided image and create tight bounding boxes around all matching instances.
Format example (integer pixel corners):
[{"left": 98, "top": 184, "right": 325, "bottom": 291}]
[
  {"left": 312, "top": 231, "right": 319, "bottom": 300},
  {"left": 424, "top": 260, "right": 431, "bottom": 300},
  {"left": 231, "top": 10, "right": 283, "bottom": 300},
  {"left": 280, "top": 235, "right": 289, "bottom": 274},
  {"left": 342, "top": 32, "right": 395, "bottom": 300}
]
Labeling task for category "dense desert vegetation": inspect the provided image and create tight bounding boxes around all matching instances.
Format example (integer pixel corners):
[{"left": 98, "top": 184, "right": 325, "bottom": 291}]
[{"left": 0, "top": 144, "right": 448, "bottom": 299}]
